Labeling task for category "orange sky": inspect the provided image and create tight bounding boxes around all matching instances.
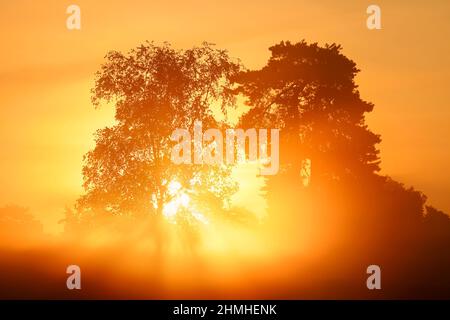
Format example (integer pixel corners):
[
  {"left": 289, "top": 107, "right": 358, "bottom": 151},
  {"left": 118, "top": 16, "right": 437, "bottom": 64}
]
[{"left": 0, "top": 0, "right": 449, "bottom": 233}]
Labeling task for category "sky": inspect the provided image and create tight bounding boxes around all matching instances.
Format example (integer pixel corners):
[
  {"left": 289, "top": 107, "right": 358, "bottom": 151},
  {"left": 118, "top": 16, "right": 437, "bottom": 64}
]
[{"left": 0, "top": 0, "right": 449, "bottom": 233}]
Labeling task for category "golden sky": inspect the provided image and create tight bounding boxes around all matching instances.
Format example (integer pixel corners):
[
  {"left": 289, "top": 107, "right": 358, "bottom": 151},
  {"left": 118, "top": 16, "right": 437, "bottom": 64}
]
[{"left": 0, "top": 0, "right": 449, "bottom": 233}]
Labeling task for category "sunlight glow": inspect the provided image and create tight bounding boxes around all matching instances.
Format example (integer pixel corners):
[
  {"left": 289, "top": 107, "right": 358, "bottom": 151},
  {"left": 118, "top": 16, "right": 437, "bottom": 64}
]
[{"left": 162, "top": 179, "right": 209, "bottom": 224}]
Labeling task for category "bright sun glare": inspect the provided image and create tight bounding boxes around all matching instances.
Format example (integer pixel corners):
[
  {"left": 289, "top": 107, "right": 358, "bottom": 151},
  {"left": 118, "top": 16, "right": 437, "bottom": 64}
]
[{"left": 162, "top": 180, "right": 209, "bottom": 225}]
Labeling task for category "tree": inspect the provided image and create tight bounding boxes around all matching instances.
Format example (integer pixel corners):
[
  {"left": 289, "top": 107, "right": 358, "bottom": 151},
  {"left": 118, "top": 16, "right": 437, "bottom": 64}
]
[
  {"left": 230, "top": 40, "right": 391, "bottom": 265},
  {"left": 76, "top": 42, "right": 241, "bottom": 228},
  {"left": 233, "top": 41, "right": 381, "bottom": 185}
]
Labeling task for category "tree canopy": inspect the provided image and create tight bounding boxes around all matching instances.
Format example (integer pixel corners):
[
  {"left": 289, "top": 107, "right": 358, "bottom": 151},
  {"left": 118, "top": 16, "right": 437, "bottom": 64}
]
[
  {"left": 76, "top": 42, "right": 241, "bottom": 225},
  {"left": 233, "top": 41, "right": 381, "bottom": 184}
]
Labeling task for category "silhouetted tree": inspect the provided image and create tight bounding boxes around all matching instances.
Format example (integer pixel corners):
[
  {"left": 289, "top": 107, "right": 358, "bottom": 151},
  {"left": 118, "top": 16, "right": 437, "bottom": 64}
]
[
  {"left": 76, "top": 42, "right": 241, "bottom": 227},
  {"left": 233, "top": 41, "right": 381, "bottom": 185}
]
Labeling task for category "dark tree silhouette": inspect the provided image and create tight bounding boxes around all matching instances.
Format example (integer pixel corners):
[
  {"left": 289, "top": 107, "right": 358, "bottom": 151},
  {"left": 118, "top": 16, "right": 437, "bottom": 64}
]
[
  {"left": 233, "top": 41, "right": 381, "bottom": 185},
  {"left": 232, "top": 40, "right": 450, "bottom": 298},
  {"left": 75, "top": 42, "right": 241, "bottom": 229}
]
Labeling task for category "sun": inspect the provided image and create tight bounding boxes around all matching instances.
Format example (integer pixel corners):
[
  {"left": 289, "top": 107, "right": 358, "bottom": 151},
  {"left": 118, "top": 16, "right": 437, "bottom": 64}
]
[{"left": 162, "top": 179, "right": 209, "bottom": 225}]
